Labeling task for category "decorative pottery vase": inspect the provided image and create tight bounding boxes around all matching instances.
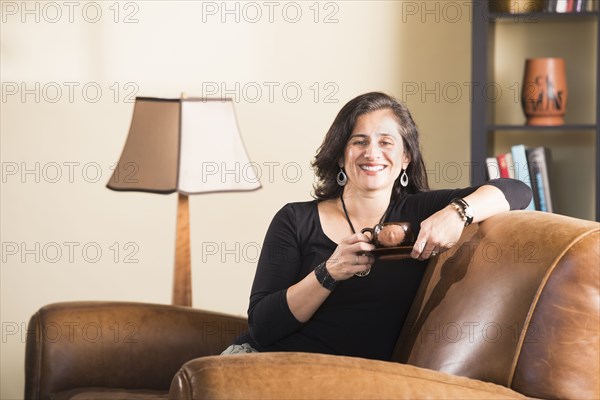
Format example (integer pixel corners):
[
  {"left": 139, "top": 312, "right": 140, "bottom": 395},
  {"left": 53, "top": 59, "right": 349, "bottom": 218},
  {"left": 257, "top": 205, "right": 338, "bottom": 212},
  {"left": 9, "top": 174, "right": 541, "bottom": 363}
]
[{"left": 521, "top": 58, "right": 568, "bottom": 126}]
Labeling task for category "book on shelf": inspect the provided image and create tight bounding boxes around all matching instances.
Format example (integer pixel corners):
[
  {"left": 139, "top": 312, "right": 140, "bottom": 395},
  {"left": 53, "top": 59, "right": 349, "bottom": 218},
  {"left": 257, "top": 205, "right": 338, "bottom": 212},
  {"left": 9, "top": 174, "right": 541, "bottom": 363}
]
[
  {"left": 486, "top": 157, "right": 501, "bottom": 180},
  {"left": 547, "top": 0, "right": 596, "bottom": 12},
  {"left": 496, "top": 153, "right": 516, "bottom": 179},
  {"left": 511, "top": 144, "right": 536, "bottom": 211},
  {"left": 546, "top": 0, "right": 558, "bottom": 12},
  {"left": 527, "top": 147, "right": 554, "bottom": 212},
  {"left": 526, "top": 149, "right": 542, "bottom": 212},
  {"left": 505, "top": 153, "right": 515, "bottom": 179},
  {"left": 487, "top": 145, "right": 554, "bottom": 213},
  {"left": 556, "top": 0, "right": 570, "bottom": 12}
]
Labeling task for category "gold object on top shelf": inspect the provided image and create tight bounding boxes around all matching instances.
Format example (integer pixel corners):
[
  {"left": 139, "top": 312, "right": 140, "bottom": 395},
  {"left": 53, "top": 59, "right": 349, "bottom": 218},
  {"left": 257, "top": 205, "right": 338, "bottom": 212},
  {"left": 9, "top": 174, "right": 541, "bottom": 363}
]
[{"left": 490, "top": 0, "right": 544, "bottom": 13}]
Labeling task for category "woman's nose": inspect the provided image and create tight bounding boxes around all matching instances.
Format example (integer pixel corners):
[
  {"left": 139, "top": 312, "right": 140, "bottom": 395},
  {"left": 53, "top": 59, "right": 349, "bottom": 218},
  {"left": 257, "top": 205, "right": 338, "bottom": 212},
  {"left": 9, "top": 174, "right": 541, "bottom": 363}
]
[{"left": 364, "top": 143, "right": 381, "bottom": 159}]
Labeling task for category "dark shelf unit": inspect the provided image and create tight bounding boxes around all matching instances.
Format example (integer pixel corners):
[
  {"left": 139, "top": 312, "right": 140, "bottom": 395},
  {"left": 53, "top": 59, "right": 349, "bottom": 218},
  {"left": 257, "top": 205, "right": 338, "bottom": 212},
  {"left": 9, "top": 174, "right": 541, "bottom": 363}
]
[
  {"left": 487, "top": 10, "right": 599, "bottom": 20},
  {"left": 471, "top": 1, "right": 600, "bottom": 222},
  {"left": 490, "top": 124, "right": 597, "bottom": 131}
]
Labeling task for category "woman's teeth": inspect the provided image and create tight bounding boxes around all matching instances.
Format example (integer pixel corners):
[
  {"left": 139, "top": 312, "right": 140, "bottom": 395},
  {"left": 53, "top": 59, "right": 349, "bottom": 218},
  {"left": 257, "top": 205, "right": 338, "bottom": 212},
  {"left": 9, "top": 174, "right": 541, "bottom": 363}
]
[{"left": 360, "top": 165, "right": 385, "bottom": 172}]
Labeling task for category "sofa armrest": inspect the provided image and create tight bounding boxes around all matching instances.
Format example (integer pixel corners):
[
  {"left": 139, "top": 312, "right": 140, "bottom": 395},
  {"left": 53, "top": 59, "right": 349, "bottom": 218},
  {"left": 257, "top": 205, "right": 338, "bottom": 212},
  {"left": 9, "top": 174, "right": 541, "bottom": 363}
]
[
  {"left": 394, "top": 210, "right": 599, "bottom": 399},
  {"left": 25, "top": 301, "right": 247, "bottom": 400},
  {"left": 168, "top": 352, "right": 525, "bottom": 399}
]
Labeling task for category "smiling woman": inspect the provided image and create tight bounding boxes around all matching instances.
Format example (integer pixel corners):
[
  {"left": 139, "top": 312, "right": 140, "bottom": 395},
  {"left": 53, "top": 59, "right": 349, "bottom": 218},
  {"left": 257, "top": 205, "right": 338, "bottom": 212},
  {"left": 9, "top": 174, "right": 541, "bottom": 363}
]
[
  {"left": 312, "top": 93, "right": 429, "bottom": 201},
  {"left": 222, "top": 92, "right": 533, "bottom": 360},
  {"left": 343, "top": 109, "right": 409, "bottom": 193}
]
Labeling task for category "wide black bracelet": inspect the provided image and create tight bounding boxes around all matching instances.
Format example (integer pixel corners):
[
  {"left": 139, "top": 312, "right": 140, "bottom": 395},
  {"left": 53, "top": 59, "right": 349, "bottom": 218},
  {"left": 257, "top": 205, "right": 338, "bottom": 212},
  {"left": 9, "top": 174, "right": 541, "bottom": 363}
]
[
  {"left": 450, "top": 197, "right": 474, "bottom": 227},
  {"left": 314, "top": 261, "right": 338, "bottom": 291}
]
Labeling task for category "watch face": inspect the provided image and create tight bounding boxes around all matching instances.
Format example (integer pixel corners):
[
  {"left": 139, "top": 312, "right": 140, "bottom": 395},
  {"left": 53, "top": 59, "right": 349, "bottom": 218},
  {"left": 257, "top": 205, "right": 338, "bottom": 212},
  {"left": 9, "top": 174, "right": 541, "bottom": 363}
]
[{"left": 463, "top": 206, "right": 474, "bottom": 225}]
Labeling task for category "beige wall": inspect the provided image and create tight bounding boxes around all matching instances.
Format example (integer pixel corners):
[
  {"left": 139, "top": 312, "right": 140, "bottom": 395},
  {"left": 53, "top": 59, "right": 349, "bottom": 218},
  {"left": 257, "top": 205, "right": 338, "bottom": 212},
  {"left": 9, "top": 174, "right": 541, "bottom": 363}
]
[{"left": 0, "top": 1, "right": 471, "bottom": 397}]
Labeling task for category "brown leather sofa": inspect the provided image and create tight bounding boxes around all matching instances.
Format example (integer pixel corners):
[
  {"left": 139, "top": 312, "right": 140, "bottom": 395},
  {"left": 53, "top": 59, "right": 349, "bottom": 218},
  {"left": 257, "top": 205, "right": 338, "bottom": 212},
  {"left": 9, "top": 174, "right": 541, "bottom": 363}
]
[{"left": 25, "top": 211, "right": 599, "bottom": 399}]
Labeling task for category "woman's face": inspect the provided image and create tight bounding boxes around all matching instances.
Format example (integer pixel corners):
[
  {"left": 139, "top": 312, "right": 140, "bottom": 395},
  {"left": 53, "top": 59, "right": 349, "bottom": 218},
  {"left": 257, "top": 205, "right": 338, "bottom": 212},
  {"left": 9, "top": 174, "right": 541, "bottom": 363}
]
[{"left": 342, "top": 109, "right": 410, "bottom": 194}]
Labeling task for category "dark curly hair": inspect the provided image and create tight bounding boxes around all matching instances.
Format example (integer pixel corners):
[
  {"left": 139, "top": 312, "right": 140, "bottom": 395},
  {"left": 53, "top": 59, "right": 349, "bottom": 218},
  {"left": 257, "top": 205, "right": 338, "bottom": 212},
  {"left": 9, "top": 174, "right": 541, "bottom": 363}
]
[{"left": 312, "top": 92, "right": 429, "bottom": 201}]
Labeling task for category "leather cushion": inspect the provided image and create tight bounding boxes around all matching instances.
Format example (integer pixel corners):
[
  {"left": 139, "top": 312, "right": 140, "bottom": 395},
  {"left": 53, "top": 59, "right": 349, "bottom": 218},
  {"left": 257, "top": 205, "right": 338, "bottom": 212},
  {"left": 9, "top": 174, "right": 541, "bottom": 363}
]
[
  {"left": 170, "top": 352, "right": 526, "bottom": 399},
  {"left": 49, "top": 388, "right": 167, "bottom": 400}
]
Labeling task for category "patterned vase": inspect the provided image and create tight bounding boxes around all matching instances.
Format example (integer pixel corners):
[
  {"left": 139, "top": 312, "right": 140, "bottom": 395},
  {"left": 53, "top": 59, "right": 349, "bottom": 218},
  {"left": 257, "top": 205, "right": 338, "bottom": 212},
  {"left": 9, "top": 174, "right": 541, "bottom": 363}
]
[{"left": 521, "top": 58, "right": 568, "bottom": 126}]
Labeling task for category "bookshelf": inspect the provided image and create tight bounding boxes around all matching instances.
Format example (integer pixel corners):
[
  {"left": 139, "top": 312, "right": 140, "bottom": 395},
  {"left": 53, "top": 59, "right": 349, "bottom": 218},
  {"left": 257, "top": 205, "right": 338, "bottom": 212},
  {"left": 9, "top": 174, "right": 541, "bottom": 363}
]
[{"left": 471, "top": 0, "right": 599, "bottom": 222}]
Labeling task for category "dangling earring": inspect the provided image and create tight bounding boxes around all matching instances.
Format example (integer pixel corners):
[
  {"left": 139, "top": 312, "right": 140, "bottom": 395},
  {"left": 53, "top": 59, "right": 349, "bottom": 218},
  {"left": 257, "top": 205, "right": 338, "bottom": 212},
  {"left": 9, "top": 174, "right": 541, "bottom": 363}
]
[
  {"left": 337, "top": 168, "right": 347, "bottom": 186},
  {"left": 400, "top": 169, "right": 408, "bottom": 187}
]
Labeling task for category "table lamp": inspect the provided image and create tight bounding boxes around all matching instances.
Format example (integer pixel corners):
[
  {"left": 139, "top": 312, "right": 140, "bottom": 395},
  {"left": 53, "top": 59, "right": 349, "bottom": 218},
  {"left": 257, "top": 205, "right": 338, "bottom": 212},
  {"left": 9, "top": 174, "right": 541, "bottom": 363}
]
[{"left": 107, "top": 96, "right": 261, "bottom": 306}]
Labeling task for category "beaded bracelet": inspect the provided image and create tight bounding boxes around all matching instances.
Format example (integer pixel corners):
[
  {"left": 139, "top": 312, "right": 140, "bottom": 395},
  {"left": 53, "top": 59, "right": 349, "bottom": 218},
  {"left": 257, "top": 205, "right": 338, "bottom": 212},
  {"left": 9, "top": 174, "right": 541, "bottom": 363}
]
[{"left": 450, "top": 197, "right": 474, "bottom": 227}]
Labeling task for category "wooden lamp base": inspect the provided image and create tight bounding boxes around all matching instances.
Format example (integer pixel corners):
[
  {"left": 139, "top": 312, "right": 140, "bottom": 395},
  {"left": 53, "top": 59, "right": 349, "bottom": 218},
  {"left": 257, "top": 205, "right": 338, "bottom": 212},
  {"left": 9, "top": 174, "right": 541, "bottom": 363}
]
[{"left": 173, "top": 193, "right": 192, "bottom": 306}]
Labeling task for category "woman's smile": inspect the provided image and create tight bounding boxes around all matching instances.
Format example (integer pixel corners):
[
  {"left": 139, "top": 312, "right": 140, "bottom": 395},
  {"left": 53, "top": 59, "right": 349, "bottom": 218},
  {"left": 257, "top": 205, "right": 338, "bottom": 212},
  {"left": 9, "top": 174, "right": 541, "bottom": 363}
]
[{"left": 359, "top": 163, "right": 387, "bottom": 173}]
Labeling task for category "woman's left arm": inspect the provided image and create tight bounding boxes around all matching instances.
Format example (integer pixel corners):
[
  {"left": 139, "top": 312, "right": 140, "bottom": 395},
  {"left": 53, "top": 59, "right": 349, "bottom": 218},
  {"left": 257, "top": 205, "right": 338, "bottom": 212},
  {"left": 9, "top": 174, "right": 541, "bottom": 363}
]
[{"left": 411, "top": 179, "right": 532, "bottom": 260}]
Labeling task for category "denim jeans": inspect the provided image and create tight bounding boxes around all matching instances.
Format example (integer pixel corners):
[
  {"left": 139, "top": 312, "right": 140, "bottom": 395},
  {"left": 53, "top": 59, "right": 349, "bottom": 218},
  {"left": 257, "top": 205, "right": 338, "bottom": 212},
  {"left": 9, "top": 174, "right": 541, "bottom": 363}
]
[{"left": 220, "top": 343, "right": 259, "bottom": 355}]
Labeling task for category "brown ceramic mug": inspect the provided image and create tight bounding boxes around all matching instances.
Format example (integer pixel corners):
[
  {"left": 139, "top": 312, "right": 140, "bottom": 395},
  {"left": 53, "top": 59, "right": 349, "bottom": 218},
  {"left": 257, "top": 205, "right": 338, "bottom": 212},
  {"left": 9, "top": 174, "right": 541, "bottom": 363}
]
[{"left": 361, "top": 222, "right": 413, "bottom": 248}]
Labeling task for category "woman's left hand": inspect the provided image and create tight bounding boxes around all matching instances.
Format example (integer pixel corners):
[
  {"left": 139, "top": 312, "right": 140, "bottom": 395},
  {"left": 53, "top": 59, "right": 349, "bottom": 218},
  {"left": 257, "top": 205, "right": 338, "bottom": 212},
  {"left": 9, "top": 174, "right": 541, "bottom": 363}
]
[{"left": 411, "top": 205, "right": 465, "bottom": 260}]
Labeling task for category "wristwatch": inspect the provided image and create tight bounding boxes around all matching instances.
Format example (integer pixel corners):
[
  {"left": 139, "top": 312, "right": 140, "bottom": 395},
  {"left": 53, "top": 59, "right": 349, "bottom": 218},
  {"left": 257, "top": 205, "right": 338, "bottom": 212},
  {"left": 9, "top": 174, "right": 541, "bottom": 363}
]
[{"left": 450, "top": 197, "right": 474, "bottom": 227}]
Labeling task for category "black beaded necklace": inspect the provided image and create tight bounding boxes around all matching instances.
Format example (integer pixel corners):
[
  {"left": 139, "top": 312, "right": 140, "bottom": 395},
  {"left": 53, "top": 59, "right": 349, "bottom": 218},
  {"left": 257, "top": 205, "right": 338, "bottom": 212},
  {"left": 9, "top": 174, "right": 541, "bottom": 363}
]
[
  {"left": 340, "top": 192, "right": 393, "bottom": 277},
  {"left": 339, "top": 192, "right": 393, "bottom": 234}
]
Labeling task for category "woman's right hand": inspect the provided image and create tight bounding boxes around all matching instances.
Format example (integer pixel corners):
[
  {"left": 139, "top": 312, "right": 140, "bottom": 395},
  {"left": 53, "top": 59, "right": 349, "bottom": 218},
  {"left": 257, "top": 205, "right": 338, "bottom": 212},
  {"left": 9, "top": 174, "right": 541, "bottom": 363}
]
[{"left": 326, "top": 232, "right": 375, "bottom": 281}]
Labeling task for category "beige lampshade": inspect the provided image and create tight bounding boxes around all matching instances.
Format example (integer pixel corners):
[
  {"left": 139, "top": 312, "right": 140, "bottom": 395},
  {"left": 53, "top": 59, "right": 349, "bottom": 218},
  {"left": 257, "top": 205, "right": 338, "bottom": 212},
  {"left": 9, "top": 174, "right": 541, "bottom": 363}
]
[{"left": 107, "top": 97, "right": 261, "bottom": 194}]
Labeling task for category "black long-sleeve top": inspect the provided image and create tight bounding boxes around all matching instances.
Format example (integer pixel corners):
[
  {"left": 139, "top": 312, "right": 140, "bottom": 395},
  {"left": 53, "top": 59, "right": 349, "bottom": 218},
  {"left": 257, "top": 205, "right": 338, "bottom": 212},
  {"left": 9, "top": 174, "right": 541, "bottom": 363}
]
[{"left": 236, "top": 179, "right": 532, "bottom": 361}]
